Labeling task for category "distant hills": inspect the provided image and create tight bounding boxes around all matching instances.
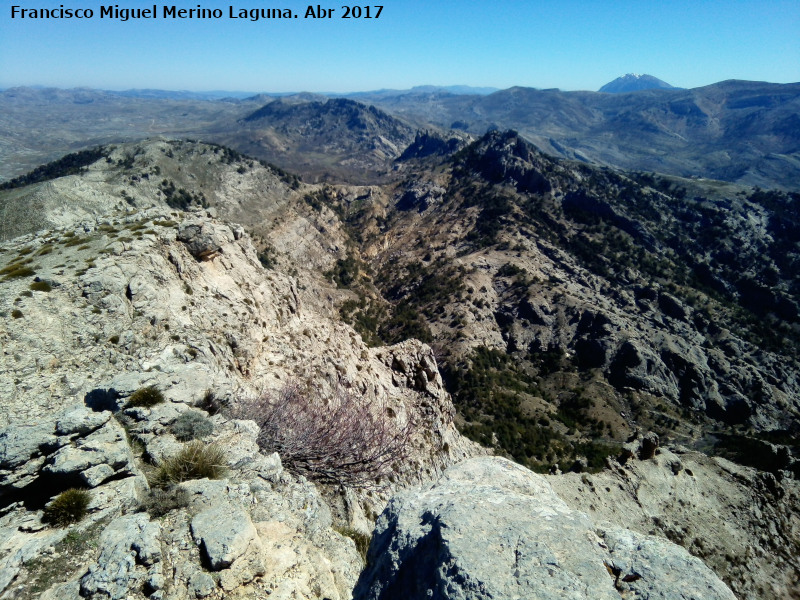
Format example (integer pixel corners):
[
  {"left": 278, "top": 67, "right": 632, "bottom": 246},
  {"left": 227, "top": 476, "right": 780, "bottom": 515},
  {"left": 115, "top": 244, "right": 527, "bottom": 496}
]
[
  {"left": 599, "top": 73, "right": 678, "bottom": 93},
  {"left": 356, "top": 80, "right": 800, "bottom": 189},
  {"left": 1, "top": 79, "right": 799, "bottom": 189}
]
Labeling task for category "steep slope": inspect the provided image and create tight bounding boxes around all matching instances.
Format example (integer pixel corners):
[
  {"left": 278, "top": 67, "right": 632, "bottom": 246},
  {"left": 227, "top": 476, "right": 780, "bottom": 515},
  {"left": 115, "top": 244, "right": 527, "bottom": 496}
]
[
  {"left": 550, "top": 440, "right": 800, "bottom": 600},
  {"left": 319, "top": 130, "right": 799, "bottom": 477},
  {"left": 0, "top": 143, "right": 487, "bottom": 596},
  {"left": 1, "top": 136, "right": 798, "bottom": 599},
  {"left": 212, "top": 97, "right": 418, "bottom": 183}
]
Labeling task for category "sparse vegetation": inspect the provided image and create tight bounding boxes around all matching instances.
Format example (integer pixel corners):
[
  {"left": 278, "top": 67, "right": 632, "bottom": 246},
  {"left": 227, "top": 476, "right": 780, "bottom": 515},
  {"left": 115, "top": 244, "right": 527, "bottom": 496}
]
[
  {"left": 335, "top": 526, "right": 371, "bottom": 563},
  {"left": 234, "top": 381, "right": 414, "bottom": 489},
  {"left": 159, "top": 179, "right": 207, "bottom": 210},
  {"left": 170, "top": 411, "right": 214, "bottom": 441},
  {"left": 0, "top": 263, "right": 36, "bottom": 280},
  {"left": 257, "top": 246, "right": 277, "bottom": 269},
  {"left": 0, "top": 147, "right": 107, "bottom": 190},
  {"left": 126, "top": 385, "right": 165, "bottom": 408},
  {"left": 140, "top": 486, "right": 190, "bottom": 517},
  {"left": 196, "top": 389, "right": 225, "bottom": 415},
  {"left": 150, "top": 441, "right": 227, "bottom": 488},
  {"left": 42, "top": 488, "right": 91, "bottom": 527}
]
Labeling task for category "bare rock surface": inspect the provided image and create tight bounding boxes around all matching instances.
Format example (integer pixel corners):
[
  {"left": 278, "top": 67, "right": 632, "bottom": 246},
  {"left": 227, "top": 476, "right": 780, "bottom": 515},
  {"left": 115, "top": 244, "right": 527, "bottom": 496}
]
[
  {"left": 79, "top": 513, "right": 162, "bottom": 600},
  {"left": 549, "top": 446, "right": 800, "bottom": 600},
  {"left": 0, "top": 143, "right": 795, "bottom": 599},
  {"left": 355, "top": 456, "right": 735, "bottom": 600}
]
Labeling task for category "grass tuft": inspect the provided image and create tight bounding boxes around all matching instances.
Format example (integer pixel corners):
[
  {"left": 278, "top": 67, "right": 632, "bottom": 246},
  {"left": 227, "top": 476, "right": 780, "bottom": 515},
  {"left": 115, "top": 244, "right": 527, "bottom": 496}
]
[
  {"left": 127, "top": 385, "right": 165, "bottom": 408},
  {"left": 29, "top": 280, "right": 52, "bottom": 292},
  {"left": 42, "top": 489, "right": 91, "bottom": 527},
  {"left": 150, "top": 441, "right": 227, "bottom": 488}
]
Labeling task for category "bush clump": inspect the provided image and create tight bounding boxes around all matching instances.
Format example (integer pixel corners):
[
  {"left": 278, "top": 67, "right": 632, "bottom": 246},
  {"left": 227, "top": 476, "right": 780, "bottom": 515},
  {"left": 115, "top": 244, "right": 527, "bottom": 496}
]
[
  {"left": 196, "top": 389, "right": 225, "bottom": 415},
  {"left": 150, "top": 441, "right": 227, "bottom": 488},
  {"left": 42, "top": 488, "right": 91, "bottom": 527},
  {"left": 0, "top": 264, "right": 35, "bottom": 280},
  {"left": 140, "top": 486, "right": 189, "bottom": 517},
  {"left": 29, "top": 280, "right": 52, "bottom": 292},
  {"left": 234, "top": 382, "right": 414, "bottom": 489},
  {"left": 127, "top": 386, "right": 165, "bottom": 408},
  {"left": 170, "top": 411, "right": 214, "bottom": 441}
]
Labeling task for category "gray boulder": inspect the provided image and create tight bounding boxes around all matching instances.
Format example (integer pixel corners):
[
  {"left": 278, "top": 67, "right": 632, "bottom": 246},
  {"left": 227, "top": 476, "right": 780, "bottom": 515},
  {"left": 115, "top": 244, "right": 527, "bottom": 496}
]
[
  {"left": 177, "top": 219, "right": 233, "bottom": 261},
  {"left": 79, "top": 513, "right": 162, "bottom": 600},
  {"left": 190, "top": 502, "right": 263, "bottom": 572},
  {"left": 355, "top": 456, "right": 736, "bottom": 600},
  {"left": 43, "top": 418, "right": 136, "bottom": 486}
]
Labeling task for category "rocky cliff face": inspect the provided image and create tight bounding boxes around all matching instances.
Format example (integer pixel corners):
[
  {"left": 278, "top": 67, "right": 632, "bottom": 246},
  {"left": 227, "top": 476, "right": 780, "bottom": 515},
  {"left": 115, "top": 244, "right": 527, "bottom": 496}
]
[
  {"left": 0, "top": 190, "right": 477, "bottom": 597},
  {"left": 549, "top": 439, "right": 800, "bottom": 600},
  {"left": 314, "top": 130, "right": 799, "bottom": 483}
]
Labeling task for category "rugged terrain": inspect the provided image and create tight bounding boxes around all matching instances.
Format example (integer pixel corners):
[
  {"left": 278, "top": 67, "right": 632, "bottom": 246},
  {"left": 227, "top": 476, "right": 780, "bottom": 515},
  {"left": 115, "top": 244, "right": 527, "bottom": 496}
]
[
  {"left": 0, "top": 156, "right": 477, "bottom": 597},
  {"left": 0, "top": 133, "right": 798, "bottom": 599},
  {"left": 358, "top": 80, "right": 800, "bottom": 189},
  {"left": 3, "top": 80, "right": 800, "bottom": 189},
  {"left": 313, "top": 130, "right": 800, "bottom": 476}
]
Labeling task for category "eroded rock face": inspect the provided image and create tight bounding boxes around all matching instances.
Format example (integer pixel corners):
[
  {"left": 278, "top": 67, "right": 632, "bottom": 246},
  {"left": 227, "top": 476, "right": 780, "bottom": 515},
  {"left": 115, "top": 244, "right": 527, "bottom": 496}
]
[
  {"left": 0, "top": 207, "right": 481, "bottom": 600},
  {"left": 549, "top": 446, "right": 800, "bottom": 600},
  {"left": 0, "top": 404, "right": 139, "bottom": 497},
  {"left": 80, "top": 514, "right": 162, "bottom": 600},
  {"left": 355, "top": 457, "right": 736, "bottom": 600}
]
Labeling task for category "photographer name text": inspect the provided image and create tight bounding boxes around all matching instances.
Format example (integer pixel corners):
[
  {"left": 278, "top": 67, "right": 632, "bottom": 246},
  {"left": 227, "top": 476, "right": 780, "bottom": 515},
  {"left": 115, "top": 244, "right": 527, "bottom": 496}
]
[{"left": 10, "top": 4, "right": 383, "bottom": 22}]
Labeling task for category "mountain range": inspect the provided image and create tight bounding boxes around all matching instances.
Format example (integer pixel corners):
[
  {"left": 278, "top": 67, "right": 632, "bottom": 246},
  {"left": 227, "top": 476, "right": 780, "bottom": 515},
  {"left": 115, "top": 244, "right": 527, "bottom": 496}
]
[
  {"left": 2, "top": 78, "right": 799, "bottom": 189},
  {"left": 0, "top": 77, "right": 799, "bottom": 599}
]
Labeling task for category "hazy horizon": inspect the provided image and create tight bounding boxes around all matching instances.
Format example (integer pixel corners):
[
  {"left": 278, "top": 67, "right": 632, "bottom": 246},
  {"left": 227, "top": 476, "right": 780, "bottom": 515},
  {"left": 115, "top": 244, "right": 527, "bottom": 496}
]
[{"left": 1, "top": 1, "right": 798, "bottom": 94}]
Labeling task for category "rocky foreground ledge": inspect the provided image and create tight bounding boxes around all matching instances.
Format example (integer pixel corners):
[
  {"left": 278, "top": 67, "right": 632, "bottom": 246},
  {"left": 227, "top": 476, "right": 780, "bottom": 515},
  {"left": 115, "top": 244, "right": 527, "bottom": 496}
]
[
  {"left": 1, "top": 400, "right": 740, "bottom": 600},
  {"left": 356, "top": 456, "right": 736, "bottom": 600}
]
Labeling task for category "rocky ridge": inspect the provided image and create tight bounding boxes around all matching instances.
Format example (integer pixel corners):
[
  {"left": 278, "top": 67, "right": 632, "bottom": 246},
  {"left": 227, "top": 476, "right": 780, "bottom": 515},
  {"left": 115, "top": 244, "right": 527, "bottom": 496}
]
[
  {"left": 0, "top": 137, "right": 798, "bottom": 598},
  {"left": 334, "top": 130, "right": 800, "bottom": 471},
  {"left": 0, "top": 200, "right": 477, "bottom": 598}
]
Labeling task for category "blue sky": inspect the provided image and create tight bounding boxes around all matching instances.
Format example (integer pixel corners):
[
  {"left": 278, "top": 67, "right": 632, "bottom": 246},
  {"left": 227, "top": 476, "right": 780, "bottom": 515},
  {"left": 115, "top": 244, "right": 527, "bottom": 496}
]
[{"left": 1, "top": 0, "right": 798, "bottom": 92}]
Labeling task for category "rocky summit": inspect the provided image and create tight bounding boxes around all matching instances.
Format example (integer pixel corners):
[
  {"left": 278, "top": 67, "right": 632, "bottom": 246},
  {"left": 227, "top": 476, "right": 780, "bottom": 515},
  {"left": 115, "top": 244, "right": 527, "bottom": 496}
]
[{"left": 0, "top": 121, "right": 798, "bottom": 599}]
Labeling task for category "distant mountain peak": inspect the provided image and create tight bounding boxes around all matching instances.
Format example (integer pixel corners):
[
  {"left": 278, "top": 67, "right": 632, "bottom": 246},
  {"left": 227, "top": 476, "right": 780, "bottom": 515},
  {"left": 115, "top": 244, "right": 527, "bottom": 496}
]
[{"left": 599, "top": 74, "right": 678, "bottom": 93}]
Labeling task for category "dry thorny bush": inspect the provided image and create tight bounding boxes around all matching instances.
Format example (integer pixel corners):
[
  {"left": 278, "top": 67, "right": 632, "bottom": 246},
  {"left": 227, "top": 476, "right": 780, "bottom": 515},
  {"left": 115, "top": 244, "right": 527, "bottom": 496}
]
[{"left": 232, "top": 381, "right": 415, "bottom": 489}]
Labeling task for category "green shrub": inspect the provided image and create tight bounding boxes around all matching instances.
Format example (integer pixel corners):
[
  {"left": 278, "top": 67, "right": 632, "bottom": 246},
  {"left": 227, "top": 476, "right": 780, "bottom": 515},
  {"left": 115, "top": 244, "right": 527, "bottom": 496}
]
[
  {"left": 11, "top": 309, "right": 24, "bottom": 319},
  {"left": 0, "top": 264, "right": 36, "bottom": 280},
  {"left": 29, "top": 280, "right": 52, "bottom": 292},
  {"left": 196, "top": 389, "right": 224, "bottom": 415},
  {"left": 127, "top": 385, "right": 164, "bottom": 408},
  {"left": 170, "top": 411, "right": 214, "bottom": 441},
  {"left": 42, "top": 489, "right": 91, "bottom": 527},
  {"left": 150, "top": 441, "right": 227, "bottom": 488},
  {"left": 140, "top": 486, "right": 189, "bottom": 517}
]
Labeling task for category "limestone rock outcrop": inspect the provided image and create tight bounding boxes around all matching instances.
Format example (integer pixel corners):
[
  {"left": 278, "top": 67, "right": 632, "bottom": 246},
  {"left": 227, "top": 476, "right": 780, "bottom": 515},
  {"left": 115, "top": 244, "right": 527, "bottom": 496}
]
[
  {"left": 0, "top": 205, "right": 479, "bottom": 599},
  {"left": 550, "top": 445, "right": 800, "bottom": 600},
  {"left": 355, "top": 457, "right": 736, "bottom": 600}
]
